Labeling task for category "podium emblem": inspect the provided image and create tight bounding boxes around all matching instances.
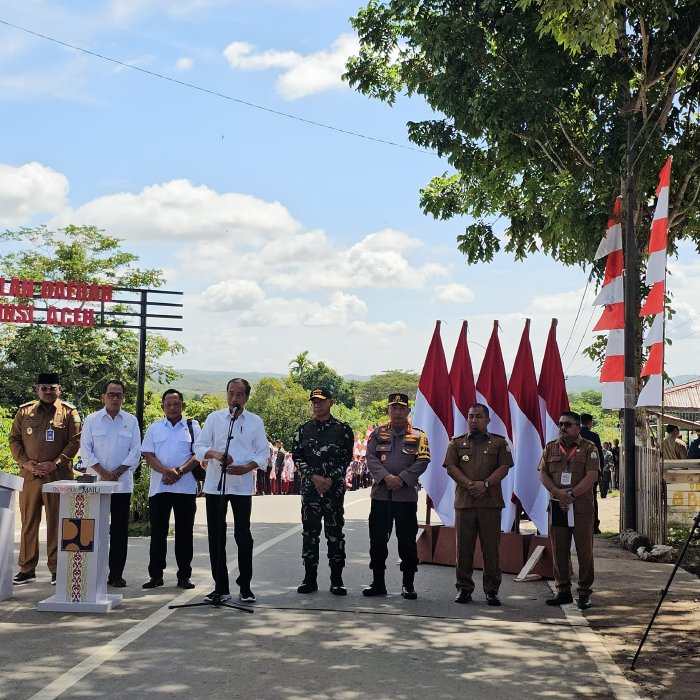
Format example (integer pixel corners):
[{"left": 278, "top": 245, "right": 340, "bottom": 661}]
[{"left": 61, "top": 518, "right": 95, "bottom": 552}]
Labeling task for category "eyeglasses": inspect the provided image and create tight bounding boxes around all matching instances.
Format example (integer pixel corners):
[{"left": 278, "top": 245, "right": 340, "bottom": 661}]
[
  {"left": 38, "top": 385, "right": 59, "bottom": 391},
  {"left": 558, "top": 421, "right": 577, "bottom": 428},
  {"left": 106, "top": 392, "right": 124, "bottom": 399}
]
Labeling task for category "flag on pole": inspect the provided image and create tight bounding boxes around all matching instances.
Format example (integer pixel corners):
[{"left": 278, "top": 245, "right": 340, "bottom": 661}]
[
  {"left": 638, "top": 157, "right": 672, "bottom": 407},
  {"left": 593, "top": 197, "right": 625, "bottom": 408},
  {"left": 509, "top": 319, "right": 547, "bottom": 534},
  {"left": 449, "top": 320, "right": 476, "bottom": 437},
  {"left": 538, "top": 318, "right": 570, "bottom": 445},
  {"left": 414, "top": 321, "right": 455, "bottom": 526},
  {"left": 475, "top": 320, "right": 515, "bottom": 531}
]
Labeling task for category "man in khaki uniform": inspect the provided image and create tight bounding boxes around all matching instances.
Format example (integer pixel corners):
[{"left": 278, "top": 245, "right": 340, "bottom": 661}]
[
  {"left": 662, "top": 424, "right": 687, "bottom": 460},
  {"left": 8, "top": 373, "right": 81, "bottom": 585},
  {"left": 539, "top": 410, "right": 599, "bottom": 610},
  {"left": 444, "top": 403, "right": 513, "bottom": 606}
]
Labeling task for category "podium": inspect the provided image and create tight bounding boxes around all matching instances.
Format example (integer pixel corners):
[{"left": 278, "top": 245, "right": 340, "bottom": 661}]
[
  {"left": 38, "top": 480, "right": 124, "bottom": 613},
  {"left": 0, "top": 471, "right": 24, "bottom": 602}
]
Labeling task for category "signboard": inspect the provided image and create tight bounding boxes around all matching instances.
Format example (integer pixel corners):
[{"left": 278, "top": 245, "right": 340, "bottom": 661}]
[{"left": 0, "top": 277, "right": 113, "bottom": 328}]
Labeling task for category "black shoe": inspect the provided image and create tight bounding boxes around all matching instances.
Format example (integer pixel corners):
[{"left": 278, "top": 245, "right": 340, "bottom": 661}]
[
  {"left": 362, "top": 581, "right": 387, "bottom": 597},
  {"left": 330, "top": 582, "right": 347, "bottom": 596},
  {"left": 454, "top": 589, "right": 472, "bottom": 604},
  {"left": 177, "top": 578, "right": 195, "bottom": 589},
  {"left": 401, "top": 584, "right": 417, "bottom": 600},
  {"left": 485, "top": 591, "right": 501, "bottom": 606},
  {"left": 297, "top": 580, "right": 318, "bottom": 593},
  {"left": 109, "top": 576, "right": 127, "bottom": 588},
  {"left": 594, "top": 527, "right": 602, "bottom": 534},
  {"left": 204, "top": 590, "right": 231, "bottom": 603},
  {"left": 51, "top": 573, "right": 57, "bottom": 585},
  {"left": 13, "top": 571, "right": 36, "bottom": 585},
  {"left": 546, "top": 592, "right": 574, "bottom": 606},
  {"left": 329, "top": 566, "right": 347, "bottom": 596},
  {"left": 142, "top": 577, "right": 164, "bottom": 589},
  {"left": 239, "top": 588, "right": 256, "bottom": 602},
  {"left": 577, "top": 595, "right": 593, "bottom": 610}
]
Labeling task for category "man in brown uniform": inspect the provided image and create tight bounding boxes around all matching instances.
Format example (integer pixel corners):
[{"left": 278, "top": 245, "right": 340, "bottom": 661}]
[
  {"left": 662, "top": 424, "right": 687, "bottom": 460},
  {"left": 444, "top": 403, "right": 513, "bottom": 606},
  {"left": 8, "top": 373, "right": 81, "bottom": 585},
  {"left": 539, "top": 410, "right": 600, "bottom": 610},
  {"left": 363, "top": 393, "right": 430, "bottom": 599}
]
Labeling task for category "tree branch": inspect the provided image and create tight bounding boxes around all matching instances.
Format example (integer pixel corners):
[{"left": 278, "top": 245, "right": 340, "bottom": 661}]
[{"left": 557, "top": 119, "right": 594, "bottom": 169}]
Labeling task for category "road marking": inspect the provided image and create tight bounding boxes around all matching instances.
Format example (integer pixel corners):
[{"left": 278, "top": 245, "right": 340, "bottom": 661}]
[
  {"left": 29, "top": 493, "right": 370, "bottom": 700},
  {"left": 547, "top": 581, "right": 643, "bottom": 700}
]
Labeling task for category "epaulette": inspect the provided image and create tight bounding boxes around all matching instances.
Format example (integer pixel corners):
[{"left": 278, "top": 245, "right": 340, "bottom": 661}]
[
  {"left": 20, "top": 400, "right": 37, "bottom": 408},
  {"left": 60, "top": 400, "right": 77, "bottom": 409}
]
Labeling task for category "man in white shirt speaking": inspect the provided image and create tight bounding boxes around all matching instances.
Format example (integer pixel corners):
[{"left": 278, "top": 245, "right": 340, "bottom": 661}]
[
  {"left": 194, "top": 378, "right": 269, "bottom": 603},
  {"left": 141, "top": 389, "right": 201, "bottom": 590},
  {"left": 80, "top": 380, "right": 142, "bottom": 587}
]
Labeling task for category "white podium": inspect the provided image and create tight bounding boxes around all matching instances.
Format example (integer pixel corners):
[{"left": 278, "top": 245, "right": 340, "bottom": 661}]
[
  {"left": 38, "top": 480, "right": 124, "bottom": 613},
  {"left": 0, "top": 471, "right": 24, "bottom": 602}
]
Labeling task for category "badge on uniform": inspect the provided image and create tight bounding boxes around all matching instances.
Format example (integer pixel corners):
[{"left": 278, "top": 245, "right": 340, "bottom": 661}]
[
  {"left": 462, "top": 455, "right": 470, "bottom": 462},
  {"left": 46, "top": 428, "right": 55, "bottom": 442},
  {"left": 561, "top": 472, "right": 572, "bottom": 486},
  {"left": 26, "top": 427, "right": 33, "bottom": 435},
  {"left": 380, "top": 454, "right": 387, "bottom": 462}
]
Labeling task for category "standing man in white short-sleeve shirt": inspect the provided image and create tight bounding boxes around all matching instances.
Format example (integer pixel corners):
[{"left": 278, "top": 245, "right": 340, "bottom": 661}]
[
  {"left": 80, "top": 380, "right": 141, "bottom": 587},
  {"left": 141, "top": 389, "right": 201, "bottom": 590},
  {"left": 194, "top": 378, "right": 269, "bottom": 603}
]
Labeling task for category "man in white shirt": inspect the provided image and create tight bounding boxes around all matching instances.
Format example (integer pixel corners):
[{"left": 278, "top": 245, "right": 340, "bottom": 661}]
[
  {"left": 194, "top": 378, "right": 269, "bottom": 603},
  {"left": 80, "top": 380, "right": 141, "bottom": 587},
  {"left": 141, "top": 389, "right": 201, "bottom": 590}
]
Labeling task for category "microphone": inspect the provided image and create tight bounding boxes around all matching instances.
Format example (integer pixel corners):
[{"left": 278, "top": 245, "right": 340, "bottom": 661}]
[{"left": 229, "top": 403, "right": 241, "bottom": 418}]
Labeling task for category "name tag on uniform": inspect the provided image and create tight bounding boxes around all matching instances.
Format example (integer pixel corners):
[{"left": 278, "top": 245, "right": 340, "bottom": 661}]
[
  {"left": 45, "top": 429, "right": 55, "bottom": 442},
  {"left": 561, "top": 471, "right": 572, "bottom": 486}
]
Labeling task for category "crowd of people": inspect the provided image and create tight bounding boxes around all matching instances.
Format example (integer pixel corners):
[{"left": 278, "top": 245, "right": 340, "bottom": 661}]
[{"left": 9, "top": 371, "right": 649, "bottom": 610}]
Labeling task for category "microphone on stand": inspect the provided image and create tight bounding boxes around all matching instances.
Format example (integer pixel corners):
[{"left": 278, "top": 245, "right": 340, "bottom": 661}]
[{"left": 229, "top": 402, "right": 241, "bottom": 419}]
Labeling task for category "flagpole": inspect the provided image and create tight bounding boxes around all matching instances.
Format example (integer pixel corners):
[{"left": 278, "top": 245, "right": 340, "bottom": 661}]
[{"left": 623, "top": 115, "right": 638, "bottom": 531}]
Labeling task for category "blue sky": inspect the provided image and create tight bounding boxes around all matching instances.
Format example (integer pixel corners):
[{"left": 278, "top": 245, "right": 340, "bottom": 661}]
[{"left": 1, "top": 0, "right": 698, "bottom": 380}]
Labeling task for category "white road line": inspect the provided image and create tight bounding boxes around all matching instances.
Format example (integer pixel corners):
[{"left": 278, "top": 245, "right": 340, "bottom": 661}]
[
  {"left": 547, "top": 581, "right": 644, "bottom": 700},
  {"left": 29, "top": 494, "right": 370, "bottom": 700}
]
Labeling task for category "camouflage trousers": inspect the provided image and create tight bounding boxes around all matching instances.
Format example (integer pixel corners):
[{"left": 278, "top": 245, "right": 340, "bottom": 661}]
[{"left": 301, "top": 479, "right": 346, "bottom": 568}]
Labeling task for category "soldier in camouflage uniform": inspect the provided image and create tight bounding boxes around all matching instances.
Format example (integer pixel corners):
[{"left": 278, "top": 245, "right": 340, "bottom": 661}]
[{"left": 292, "top": 387, "right": 354, "bottom": 596}]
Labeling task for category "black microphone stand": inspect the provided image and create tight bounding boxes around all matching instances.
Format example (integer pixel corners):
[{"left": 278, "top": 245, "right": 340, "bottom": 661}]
[{"left": 170, "top": 406, "right": 253, "bottom": 614}]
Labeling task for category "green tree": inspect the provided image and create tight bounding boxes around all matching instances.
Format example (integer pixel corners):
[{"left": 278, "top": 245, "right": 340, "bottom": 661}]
[
  {"left": 289, "top": 350, "right": 314, "bottom": 383},
  {"left": 346, "top": 2, "right": 700, "bottom": 269},
  {"left": 296, "top": 360, "right": 356, "bottom": 408},
  {"left": 0, "top": 225, "right": 184, "bottom": 415},
  {"left": 185, "top": 394, "right": 227, "bottom": 424},
  {"left": 568, "top": 390, "right": 620, "bottom": 442},
  {"left": 356, "top": 369, "right": 420, "bottom": 407},
  {"left": 0, "top": 407, "right": 17, "bottom": 475},
  {"left": 246, "top": 377, "right": 311, "bottom": 448}
]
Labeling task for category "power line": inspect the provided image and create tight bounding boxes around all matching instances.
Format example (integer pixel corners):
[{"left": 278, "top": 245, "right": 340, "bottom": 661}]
[
  {"left": 0, "top": 18, "right": 432, "bottom": 155},
  {"left": 561, "top": 268, "right": 593, "bottom": 359},
  {"left": 565, "top": 305, "right": 597, "bottom": 373}
]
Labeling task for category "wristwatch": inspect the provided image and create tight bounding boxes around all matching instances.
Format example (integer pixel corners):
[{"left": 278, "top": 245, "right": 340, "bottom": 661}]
[{"left": 484, "top": 479, "right": 490, "bottom": 490}]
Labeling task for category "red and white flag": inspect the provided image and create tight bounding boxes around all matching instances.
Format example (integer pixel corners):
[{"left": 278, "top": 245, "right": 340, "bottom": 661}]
[
  {"left": 538, "top": 318, "right": 570, "bottom": 444},
  {"left": 414, "top": 321, "right": 455, "bottom": 526},
  {"left": 638, "top": 157, "right": 672, "bottom": 407},
  {"left": 508, "top": 320, "right": 547, "bottom": 534},
  {"left": 475, "top": 320, "right": 515, "bottom": 531},
  {"left": 593, "top": 197, "right": 625, "bottom": 409},
  {"left": 449, "top": 320, "right": 476, "bottom": 437}
]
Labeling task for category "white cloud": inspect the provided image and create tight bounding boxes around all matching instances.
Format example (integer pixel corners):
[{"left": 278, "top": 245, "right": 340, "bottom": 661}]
[
  {"left": 348, "top": 320, "right": 407, "bottom": 335},
  {"left": 175, "top": 57, "right": 194, "bottom": 71},
  {"left": 0, "top": 162, "right": 69, "bottom": 226},
  {"left": 434, "top": 283, "right": 475, "bottom": 304},
  {"left": 223, "top": 33, "right": 359, "bottom": 100},
  {"left": 200, "top": 279, "right": 265, "bottom": 310},
  {"left": 51, "top": 179, "right": 301, "bottom": 242},
  {"left": 302, "top": 292, "right": 366, "bottom": 326}
]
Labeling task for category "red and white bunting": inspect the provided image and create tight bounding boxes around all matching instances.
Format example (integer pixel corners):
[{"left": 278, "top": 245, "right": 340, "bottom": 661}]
[
  {"left": 508, "top": 319, "right": 547, "bottom": 534},
  {"left": 475, "top": 320, "right": 515, "bottom": 531},
  {"left": 414, "top": 321, "right": 455, "bottom": 526},
  {"left": 638, "top": 157, "right": 672, "bottom": 407},
  {"left": 593, "top": 197, "right": 624, "bottom": 409},
  {"left": 449, "top": 320, "right": 476, "bottom": 437}
]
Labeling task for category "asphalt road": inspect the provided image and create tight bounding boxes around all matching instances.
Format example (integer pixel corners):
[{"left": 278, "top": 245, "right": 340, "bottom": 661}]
[{"left": 1, "top": 491, "right": 640, "bottom": 700}]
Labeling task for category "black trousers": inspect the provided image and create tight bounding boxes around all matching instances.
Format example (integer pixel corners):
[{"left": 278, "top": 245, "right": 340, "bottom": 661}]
[
  {"left": 148, "top": 492, "right": 197, "bottom": 579},
  {"left": 109, "top": 492, "right": 131, "bottom": 579},
  {"left": 205, "top": 494, "right": 253, "bottom": 594},
  {"left": 368, "top": 499, "right": 418, "bottom": 574}
]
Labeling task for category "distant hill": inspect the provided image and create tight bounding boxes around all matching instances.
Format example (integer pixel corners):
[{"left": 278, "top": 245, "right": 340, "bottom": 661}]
[{"left": 151, "top": 369, "right": 700, "bottom": 400}]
